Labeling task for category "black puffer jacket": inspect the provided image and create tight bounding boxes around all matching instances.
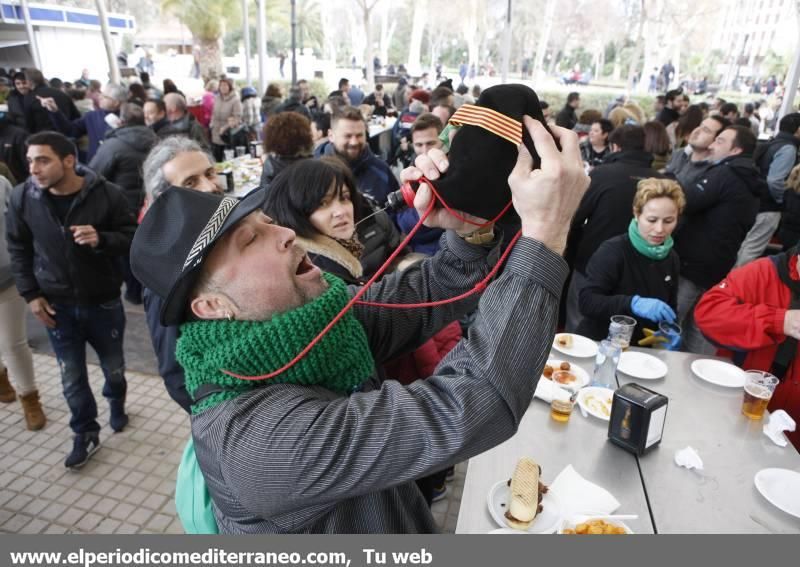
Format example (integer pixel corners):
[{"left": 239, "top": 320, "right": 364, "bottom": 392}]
[
  {"left": 358, "top": 196, "right": 402, "bottom": 279},
  {"left": 566, "top": 150, "right": 661, "bottom": 274},
  {"left": 158, "top": 113, "right": 208, "bottom": 147},
  {"left": 779, "top": 189, "right": 800, "bottom": 250},
  {"left": 259, "top": 155, "right": 308, "bottom": 193},
  {"left": 674, "top": 155, "right": 763, "bottom": 288},
  {"left": 24, "top": 85, "right": 79, "bottom": 133},
  {"left": 142, "top": 288, "right": 192, "bottom": 413},
  {"left": 89, "top": 125, "right": 159, "bottom": 213},
  {"left": 5, "top": 166, "right": 136, "bottom": 304},
  {"left": 5, "top": 90, "right": 26, "bottom": 128}
]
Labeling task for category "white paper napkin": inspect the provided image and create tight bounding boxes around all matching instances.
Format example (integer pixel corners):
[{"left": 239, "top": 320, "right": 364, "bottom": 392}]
[
  {"left": 533, "top": 379, "right": 572, "bottom": 404},
  {"left": 674, "top": 446, "right": 704, "bottom": 470},
  {"left": 549, "top": 465, "right": 620, "bottom": 517},
  {"left": 763, "top": 410, "right": 796, "bottom": 447}
]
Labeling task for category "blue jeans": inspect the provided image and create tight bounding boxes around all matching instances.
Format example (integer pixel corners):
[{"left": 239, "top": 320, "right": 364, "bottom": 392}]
[{"left": 46, "top": 300, "right": 127, "bottom": 434}]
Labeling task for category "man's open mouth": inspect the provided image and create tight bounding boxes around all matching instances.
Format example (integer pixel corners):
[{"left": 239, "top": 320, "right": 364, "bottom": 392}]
[{"left": 296, "top": 255, "right": 315, "bottom": 275}]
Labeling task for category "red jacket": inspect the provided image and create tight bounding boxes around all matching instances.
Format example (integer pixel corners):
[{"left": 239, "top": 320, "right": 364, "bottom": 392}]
[
  {"left": 383, "top": 321, "right": 463, "bottom": 385},
  {"left": 695, "top": 257, "right": 800, "bottom": 451}
]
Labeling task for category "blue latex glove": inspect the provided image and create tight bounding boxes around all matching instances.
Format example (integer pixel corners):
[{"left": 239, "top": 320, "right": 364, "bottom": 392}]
[{"left": 631, "top": 295, "right": 677, "bottom": 324}]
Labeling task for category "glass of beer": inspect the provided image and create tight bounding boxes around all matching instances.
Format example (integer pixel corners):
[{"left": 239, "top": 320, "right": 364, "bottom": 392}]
[
  {"left": 608, "top": 315, "right": 637, "bottom": 350},
  {"left": 741, "top": 370, "right": 779, "bottom": 420},
  {"left": 550, "top": 378, "right": 578, "bottom": 422}
]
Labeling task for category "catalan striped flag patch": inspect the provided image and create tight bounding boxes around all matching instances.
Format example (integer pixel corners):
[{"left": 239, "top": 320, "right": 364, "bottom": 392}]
[{"left": 448, "top": 104, "right": 523, "bottom": 147}]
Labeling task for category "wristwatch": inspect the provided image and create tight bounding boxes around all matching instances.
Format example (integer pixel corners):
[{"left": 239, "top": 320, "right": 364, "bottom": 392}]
[{"left": 459, "top": 224, "right": 495, "bottom": 245}]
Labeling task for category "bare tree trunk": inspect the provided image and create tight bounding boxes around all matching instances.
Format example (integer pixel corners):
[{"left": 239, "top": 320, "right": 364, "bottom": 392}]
[
  {"left": 242, "top": 0, "right": 252, "bottom": 86},
  {"left": 612, "top": 40, "right": 621, "bottom": 80},
  {"left": 547, "top": 47, "right": 560, "bottom": 75},
  {"left": 429, "top": 34, "right": 442, "bottom": 81},
  {"left": 407, "top": 0, "right": 427, "bottom": 74},
  {"left": 532, "top": 0, "right": 556, "bottom": 83},
  {"left": 95, "top": 0, "right": 120, "bottom": 83},
  {"left": 363, "top": 2, "right": 376, "bottom": 90},
  {"left": 347, "top": 8, "right": 365, "bottom": 73},
  {"left": 637, "top": 21, "right": 657, "bottom": 94},
  {"left": 320, "top": 1, "right": 337, "bottom": 63},
  {"left": 378, "top": 1, "right": 396, "bottom": 70},
  {"left": 598, "top": 45, "right": 605, "bottom": 79},
  {"left": 627, "top": 0, "right": 646, "bottom": 93},
  {"left": 778, "top": 0, "right": 800, "bottom": 118},
  {"left": 257, "top": 0, "right": 267, "bottom": 95},
  {"left": 197, "top": 36, "right": 223, "bottom": 82},
  {"left": 500, "top": 0, "right": 512, "bottom": 83},
  {"left": 461, "top": 0, "right": 480, "bottom": 70}
]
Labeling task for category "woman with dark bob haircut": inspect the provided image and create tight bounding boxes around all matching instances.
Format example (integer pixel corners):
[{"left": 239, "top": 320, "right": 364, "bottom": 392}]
[
  {"left": 263, "top": 157, "right": 401, "bottom": 284},
  {"left": 260, "top": 112, "right": 314, "bottom": 191}
]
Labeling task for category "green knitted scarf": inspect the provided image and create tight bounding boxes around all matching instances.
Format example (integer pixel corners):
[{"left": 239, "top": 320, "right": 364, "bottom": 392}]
[
  {"left": 176, "top": 273, "right": 375, "bottom": 414},
  {"left": 628, "top": 218, "right": 674, "bottom": 261}
]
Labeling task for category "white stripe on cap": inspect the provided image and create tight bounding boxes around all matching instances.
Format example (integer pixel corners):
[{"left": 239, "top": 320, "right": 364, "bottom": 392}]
[{"left": 183, "top": 197, "right": 239, "bottom": 271}]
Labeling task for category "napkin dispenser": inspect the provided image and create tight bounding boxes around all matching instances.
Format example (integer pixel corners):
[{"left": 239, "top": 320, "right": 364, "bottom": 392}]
[
  {"left": 608, "top": 383, "right": 668, "bottom": 456},
  {"left": 249, "top": 140, "right": 263, "bottom": 158},
  {"left": 218, "top": 169, "right": 234, "bottom": 193}
]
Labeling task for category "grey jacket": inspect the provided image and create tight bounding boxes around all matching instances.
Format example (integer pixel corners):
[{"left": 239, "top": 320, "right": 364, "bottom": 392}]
[
  {"left": 665, "top": 146, "right": 713, "bottom": 191},
  {"left": 158, "top": 113, "right": 209, "bottom": 148},
  {"left": 0, "top": 176, "right": 13, "bottom": 291},
  {"left": 210, "top": 92, "right": 243, "bottom": 146},
  {"left": 192, "top": 231, "right": 568, "bottom": 533}
]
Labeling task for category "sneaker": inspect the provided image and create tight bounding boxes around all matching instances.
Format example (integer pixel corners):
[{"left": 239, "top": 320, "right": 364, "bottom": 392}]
[
  {"left": 445, "top": 466, "right": 456, "bottom": 483},
  {"left": 109, "top": 399, "right": 128, "bottom": 432},
  {"left": 64, "top": 432, "right": 100, "bottom": 469},
  {"left": 431, "top": 483, "right": 448, "bottom": 503}
]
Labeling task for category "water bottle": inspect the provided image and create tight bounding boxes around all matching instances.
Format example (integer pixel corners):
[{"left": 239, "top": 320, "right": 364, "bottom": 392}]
[{"left": 591, "top": 339, "right": 621, "bottom": 389}]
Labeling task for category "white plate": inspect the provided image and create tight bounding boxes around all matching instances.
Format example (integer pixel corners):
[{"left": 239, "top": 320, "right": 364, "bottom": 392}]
[
  {"left": 487, "top": 528, "right": 528, "bottom": 534},
  {"left": 552, "top": 334, "right": 598, "bottom": 358},
  {"left": 577, "top": 387, "right": 615, "bottom": 421},
  {"left": 754, "top": 468, "right": 800, "bottom": 519},
  {"left": 542, "top": 360, "right": 590, "bottom": 388},
  {"left": 487, "top": 479, "right": 562, "bottom": 534},
  {"left": 617, "top": 351, "right": 668, "bottom": 380},
  {"left": 690, "top": 359, "right": 747, "bottom": 388}
]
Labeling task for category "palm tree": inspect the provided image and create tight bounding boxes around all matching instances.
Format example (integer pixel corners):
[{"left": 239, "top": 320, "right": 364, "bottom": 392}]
[{"left": 161, "top": 0, "right": 240, "bottom": 81}]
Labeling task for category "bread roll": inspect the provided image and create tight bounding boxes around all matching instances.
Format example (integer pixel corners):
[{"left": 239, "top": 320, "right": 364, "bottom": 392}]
[{"left": 505, "top": 457, "right": 540, "bottom": 530}]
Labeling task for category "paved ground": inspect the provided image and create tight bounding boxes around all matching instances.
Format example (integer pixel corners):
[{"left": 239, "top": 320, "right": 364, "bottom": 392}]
[{"left": 0, "top": 302, "right": 466, "bottom": 534}]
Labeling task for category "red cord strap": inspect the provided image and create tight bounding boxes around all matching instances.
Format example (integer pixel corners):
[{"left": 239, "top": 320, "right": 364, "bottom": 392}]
[{"left": 221, "top": 178, "right": 520, "bottom": 381}]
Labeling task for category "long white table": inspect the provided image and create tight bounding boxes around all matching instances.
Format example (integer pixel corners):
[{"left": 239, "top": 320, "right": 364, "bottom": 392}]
[
  {"left": 617, "top": 348, "right": 800, "bottom": 533},
  {"left": 455, "top": 347, "right": 800, "bottom": 534},
  {"left": 455, "top": 352, "right": 655, "bottom": 534}
]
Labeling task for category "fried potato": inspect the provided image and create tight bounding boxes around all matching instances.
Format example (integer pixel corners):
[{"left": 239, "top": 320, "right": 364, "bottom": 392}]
[{"left": 563, "top": 519, "right": 628, "bottom": 535}]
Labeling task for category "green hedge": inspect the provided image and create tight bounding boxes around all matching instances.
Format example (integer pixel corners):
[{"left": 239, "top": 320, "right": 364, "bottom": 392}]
[{"left": 234, "top": 78, "right": 329, "bottom": 102}]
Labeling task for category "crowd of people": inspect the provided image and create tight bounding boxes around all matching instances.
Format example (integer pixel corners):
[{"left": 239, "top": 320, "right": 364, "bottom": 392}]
[{"left": 0, "top": 62, "right": 799, "bottom": 533}]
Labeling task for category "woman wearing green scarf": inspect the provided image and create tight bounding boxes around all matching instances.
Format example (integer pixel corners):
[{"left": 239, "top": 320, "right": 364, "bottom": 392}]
[{"left": 576, "top": 178, "right": 685, "bottom": 345}]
